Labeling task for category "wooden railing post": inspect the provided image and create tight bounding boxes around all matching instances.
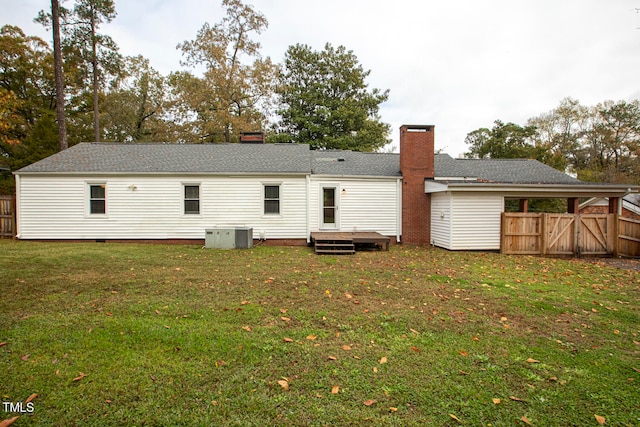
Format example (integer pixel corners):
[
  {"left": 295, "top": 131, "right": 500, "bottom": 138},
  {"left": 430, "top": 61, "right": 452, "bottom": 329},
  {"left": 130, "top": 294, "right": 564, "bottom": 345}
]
[
  {"left": 540, "top": 213, "right": 547, "bottom": 256},
  {"left": 12, "top": 194, "right": 16, "bottom": 239}
]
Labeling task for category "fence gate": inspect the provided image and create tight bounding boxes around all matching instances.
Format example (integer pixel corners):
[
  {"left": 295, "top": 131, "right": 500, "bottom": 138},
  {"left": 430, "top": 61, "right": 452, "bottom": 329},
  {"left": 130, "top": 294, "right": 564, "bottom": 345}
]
[
  {"left": 502, "top": 213, "right": 616, "bottom": 257},
  {"left": 0, "top": 195, "right": 15, "bottom": 238},
  {"left": 545, "top": 214, "right": 576, "bottom": 256}
]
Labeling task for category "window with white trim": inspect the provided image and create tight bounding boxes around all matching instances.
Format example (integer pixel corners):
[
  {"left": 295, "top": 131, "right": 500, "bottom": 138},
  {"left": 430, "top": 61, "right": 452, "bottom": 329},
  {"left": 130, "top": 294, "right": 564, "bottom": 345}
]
[
  {"left": 264, "top": 185, "right": 280, "bottom": 215},
  {"left": 89, "top": 184, "right": 106, "bottom": 214},
  {"left": 184, "top": 185, "right": 200, "bottom": 215}
]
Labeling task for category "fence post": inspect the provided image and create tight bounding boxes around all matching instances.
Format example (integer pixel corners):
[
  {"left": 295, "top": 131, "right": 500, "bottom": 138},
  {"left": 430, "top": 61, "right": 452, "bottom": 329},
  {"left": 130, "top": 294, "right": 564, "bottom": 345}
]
[
  {"left": 613, "top": 214, "right": 619, "bottom": 258},
  {"left": 574, "top": 214, "right": 580, "bottom": 257},
  {"left": 11, "top": 194, "right": 16, "bottom": 239},
  {"left": 540, "top": 213, "right": 547, "bottom": 256}
]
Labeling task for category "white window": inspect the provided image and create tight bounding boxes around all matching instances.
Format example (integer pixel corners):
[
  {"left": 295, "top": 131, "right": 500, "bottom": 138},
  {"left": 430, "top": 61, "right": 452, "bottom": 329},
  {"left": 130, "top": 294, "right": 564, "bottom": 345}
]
[
  {"left": 264, "top": 184, "right": 280, "bottom": 215},
  {"left": 89, "top": 184, "right": 106, "bottom": 214},
  {"left": 184, "top": 185, "right": 200, "bottom": 215}
]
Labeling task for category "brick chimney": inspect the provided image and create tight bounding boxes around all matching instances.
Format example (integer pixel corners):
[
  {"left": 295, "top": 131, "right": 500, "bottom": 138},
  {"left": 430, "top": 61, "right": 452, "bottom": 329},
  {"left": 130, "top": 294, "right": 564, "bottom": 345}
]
[
  {"left": 400, "top": 125, "right": 435, "bottom": 245},
  {"left": 240, "top": 131, "right": 265, "bottom": 143}
]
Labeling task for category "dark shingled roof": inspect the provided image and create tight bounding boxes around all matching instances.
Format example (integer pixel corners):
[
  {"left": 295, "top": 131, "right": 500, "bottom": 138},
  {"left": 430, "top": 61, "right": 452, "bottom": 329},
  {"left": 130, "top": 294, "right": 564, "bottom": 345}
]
[
  {"left": 311, "top": 150, "right": 401, "bottom": 176},
  {"left": 17, "top": 143, "right": 312, "bottom": 174},
  {"left": 17, "top": 143, "right": 582, "bottom": 185},
  {"left": 434, "top": 154, "right": 580, "bottom": 184}
]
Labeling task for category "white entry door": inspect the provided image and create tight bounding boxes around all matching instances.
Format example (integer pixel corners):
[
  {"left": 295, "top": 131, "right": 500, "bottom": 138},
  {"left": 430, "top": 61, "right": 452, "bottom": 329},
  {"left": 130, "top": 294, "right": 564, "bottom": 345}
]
[{"left": 321, "top": 186, "right": 339, "bottom": 229}]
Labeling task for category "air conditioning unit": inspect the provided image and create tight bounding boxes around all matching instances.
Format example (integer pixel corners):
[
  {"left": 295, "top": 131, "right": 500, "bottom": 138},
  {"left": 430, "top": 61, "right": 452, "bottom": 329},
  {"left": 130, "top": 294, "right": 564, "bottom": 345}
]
[{"left": 205, "top": 227, "right": 253, "bottom": 249}]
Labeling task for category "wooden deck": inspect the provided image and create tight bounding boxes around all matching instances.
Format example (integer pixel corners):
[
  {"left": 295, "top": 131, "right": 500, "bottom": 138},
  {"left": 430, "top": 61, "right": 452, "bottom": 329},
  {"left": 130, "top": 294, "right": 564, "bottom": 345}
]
[{"left": 310, "top": 231, "right": 391, "bottom": 254}]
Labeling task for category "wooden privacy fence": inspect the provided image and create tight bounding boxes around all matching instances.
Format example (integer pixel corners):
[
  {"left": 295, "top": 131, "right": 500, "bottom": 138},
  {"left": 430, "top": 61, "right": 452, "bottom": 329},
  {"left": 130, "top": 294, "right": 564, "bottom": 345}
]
[
  {"left": 501, "top": 213, "right": 640, "bottom": 257},
  {"left": 0, "top": 195, "right": 16, "bottom": 238}
]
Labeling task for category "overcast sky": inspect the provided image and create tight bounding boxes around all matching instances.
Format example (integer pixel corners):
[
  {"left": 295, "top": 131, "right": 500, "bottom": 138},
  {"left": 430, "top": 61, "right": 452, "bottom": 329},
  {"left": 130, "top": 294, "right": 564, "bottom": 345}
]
[{"left": 2, "top": 0, "right": 640, "bottom": 156}]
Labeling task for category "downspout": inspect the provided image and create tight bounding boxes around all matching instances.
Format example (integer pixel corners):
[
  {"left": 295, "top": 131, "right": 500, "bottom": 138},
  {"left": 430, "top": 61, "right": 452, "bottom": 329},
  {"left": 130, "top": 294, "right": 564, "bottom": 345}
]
[
  {"left": 306, "top": 174, "right": 310, "bottom": 243},
  {"left": 14, "top": 173, "right": 20, "bottom": 239},
  {"left": 397, "top": 177, "right": 402, "bottom": 243}
]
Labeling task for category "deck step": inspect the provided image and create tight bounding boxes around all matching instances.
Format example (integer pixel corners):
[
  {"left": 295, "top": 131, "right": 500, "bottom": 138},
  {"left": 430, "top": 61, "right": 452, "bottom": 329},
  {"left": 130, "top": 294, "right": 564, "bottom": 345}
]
[{"left": 313, "top": 240, "right": 355, "bottom": 255}]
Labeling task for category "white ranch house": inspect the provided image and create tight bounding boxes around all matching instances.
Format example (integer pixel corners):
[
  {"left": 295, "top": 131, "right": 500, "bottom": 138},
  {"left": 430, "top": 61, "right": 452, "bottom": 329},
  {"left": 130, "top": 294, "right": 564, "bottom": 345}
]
[{"left": 14, "top": 125, "right": 635, "bottom": 249}]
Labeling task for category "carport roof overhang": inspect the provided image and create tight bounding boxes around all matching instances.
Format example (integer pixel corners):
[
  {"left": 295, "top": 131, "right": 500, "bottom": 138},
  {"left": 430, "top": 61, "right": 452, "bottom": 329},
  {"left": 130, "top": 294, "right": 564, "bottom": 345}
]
[{"left": 425, "top": 181, "right": 638, "bottom": 199}]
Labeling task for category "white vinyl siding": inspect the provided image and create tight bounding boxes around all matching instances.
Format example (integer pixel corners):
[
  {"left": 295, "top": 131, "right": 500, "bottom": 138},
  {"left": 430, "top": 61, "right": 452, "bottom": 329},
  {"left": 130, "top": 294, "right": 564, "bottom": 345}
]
[
  {"left": 17, "top": 175, "right": 307, "bottom": 240},
  {"left": 430, "top": 192, "right": 503, "bottom": 250},
  {"left": 431, "top": 192, "right": 452, "bottom": 248},
  {"left": 308, "top": 177, "right": 400, "bottom": 237}
]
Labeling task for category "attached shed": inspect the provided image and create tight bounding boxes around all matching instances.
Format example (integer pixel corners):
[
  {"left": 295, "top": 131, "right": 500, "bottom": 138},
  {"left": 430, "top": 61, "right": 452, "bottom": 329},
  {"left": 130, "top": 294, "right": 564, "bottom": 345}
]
[{"left": 427, "top": 155, "right": 635, "bottom": 250}]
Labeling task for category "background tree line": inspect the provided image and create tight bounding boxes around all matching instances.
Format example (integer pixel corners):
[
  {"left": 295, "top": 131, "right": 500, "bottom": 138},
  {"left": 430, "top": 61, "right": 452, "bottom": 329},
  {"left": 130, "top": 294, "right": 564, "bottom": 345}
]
[
  {"left": 1, "top": 0, "right": 638, "bottom": 195},
  {"left": 465, "top": 97, "right": 640, "bottom": 186},
  {"left": 0, "top": 0, "right": 390, "bottom": 193}
]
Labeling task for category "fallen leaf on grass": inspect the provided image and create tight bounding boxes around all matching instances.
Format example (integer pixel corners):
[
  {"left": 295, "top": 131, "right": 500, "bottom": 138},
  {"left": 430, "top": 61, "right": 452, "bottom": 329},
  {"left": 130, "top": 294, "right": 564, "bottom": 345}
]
[
  {"left": 331, "top": 385, "right": 339, "bottom": 394},
  {"left": 306, "top": 335, "right": 316, "bottom": 340},
  {"left": 521, "top": 416, "right": 531, "bottom": 425},
  {"left": 526, "top": 358, "right": 540, "bottom": 363},
  {"left": 594, "top": 414, "right": 606, "bottom": 425},
  {"left": 242, "top": 326, "right": 252, "bottom": 332},
  {"left": 492, "top": 398, "right": 501, "bottom": 404},
  {"left": 0, "top": 342, "right": 7, "bottom": 347},
  {"left": 509, "top": 396, "right": 526, "bottom": 402},
  {"left": 73, "top": 372, "right": 88, "bottom": 381},
  {"left": 20, "top": 354, "right": 29, "bottom": 361},
  {"left": 25, "top": 393, "right": 38, "bottom": 403},
  {"left": 449, "top": 413, "right": 462, "bottom": 423},
  {"left": 283, "top": 337, "right": 294, "bottom": 343},
  {"left": 363, "top": 399, "right": 376, "bottom": 406},
  {"left": 379, "top": 356, "right": 387, "bottom": 364},
  {"left": 277, "top": 379, "right": 289, "bottom": 391},
  {"left": 459, "top": 350, "right": 469, "bottom": 357},
  {"left": 410, "top": 346, "right": 421, "bottom": 353},
  {"left": 0, "top": 416, "right": 20, "bottom": 427},
  {"left": 280, "top": 308, "right": 288, "bottom": 314},
  {"left": 328, "top": 355, "right": 337, "bottom": 360},
  {"left": 281, "top": 317, "right": 291, "bottom": 322},
  {"left": 342, "top": 345, "right": 351, "bottom": 351},
  {"left": 389, "top": 407, "right": 398, "bottom": 412},
  {"left": 155, "top": 309, "right": 161, "bottom": 315}
]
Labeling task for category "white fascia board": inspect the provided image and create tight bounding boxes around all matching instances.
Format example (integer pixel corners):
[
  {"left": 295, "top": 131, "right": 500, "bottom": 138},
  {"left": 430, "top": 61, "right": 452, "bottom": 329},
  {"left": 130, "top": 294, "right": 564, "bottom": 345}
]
[
  {"left": 442, "top": 183, "right": 637, "bottom": 198},
  {"left": 425, "top": 180, "right": 449, "bottom": 193}
]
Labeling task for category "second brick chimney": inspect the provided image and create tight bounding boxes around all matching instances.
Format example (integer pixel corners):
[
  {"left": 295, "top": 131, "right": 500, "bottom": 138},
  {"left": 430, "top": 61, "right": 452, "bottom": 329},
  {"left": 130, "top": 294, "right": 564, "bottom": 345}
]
[{"left": 400, "top": 125, "right": 435, "bottom": 245}]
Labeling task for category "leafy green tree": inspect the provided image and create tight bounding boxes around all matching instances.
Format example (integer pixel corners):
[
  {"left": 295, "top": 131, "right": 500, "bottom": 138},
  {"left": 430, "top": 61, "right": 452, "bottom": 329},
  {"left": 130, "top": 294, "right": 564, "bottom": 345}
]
[
  {"left": 0, "top": 25, "right": 57, "bottom": 193},
  {"left": 527, "top": 97, "right": 590, "bottom": 172},
  {"left": 103, "top": 55, "right": 169, "bottom": 142},
  {"left": 37, "top": 0, "right": 123, "bottom": 142},
  {"left": 464, "top": 120, "right": 542, "bottom": 160},
  {"left": 276, "top": 43, "right": 390, "bottom": 151},
  {"left": 582, "top": 100, "right": 640, "bottom": 184},
  {"left": 172, "top": 0, "right": 278, "bottom": 143}
]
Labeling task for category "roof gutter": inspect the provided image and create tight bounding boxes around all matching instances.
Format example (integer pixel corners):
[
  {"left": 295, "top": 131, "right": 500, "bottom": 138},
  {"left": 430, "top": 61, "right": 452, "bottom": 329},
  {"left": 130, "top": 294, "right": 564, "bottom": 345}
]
[{"left": 426, "top": 181, "right": 638, "bottom": 198}]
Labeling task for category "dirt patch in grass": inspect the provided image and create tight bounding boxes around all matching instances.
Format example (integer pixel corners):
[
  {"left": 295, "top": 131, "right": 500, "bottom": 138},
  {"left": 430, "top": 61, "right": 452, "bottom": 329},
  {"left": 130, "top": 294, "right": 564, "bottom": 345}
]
[{"left": 587, "top": 257, "right": 640, "bottom": 271}]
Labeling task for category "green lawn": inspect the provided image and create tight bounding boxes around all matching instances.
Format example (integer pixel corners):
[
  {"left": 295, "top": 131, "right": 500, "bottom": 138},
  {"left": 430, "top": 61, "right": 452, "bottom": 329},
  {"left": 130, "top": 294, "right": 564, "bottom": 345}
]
[{"left": 1, "top": 241, "right": 638, "bottom": 426}]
